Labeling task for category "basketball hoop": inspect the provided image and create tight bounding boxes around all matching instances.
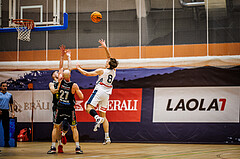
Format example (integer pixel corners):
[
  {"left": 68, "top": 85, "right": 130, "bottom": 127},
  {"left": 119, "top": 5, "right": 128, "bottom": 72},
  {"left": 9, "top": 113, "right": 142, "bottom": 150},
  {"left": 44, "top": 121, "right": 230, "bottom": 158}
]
[{"left": 13, "top": 19, "right": 34, "bottom": 42}]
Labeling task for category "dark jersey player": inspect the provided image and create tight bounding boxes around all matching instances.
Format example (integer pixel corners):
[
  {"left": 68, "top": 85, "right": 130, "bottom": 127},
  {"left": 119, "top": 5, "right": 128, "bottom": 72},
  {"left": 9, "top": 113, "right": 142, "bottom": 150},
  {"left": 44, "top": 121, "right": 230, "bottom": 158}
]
[
  {"left": 48, "top": 51, "right": 84, "bottom": 154},
  {"left": 48, "top": 45, "right": 66, "bottom": 153}
]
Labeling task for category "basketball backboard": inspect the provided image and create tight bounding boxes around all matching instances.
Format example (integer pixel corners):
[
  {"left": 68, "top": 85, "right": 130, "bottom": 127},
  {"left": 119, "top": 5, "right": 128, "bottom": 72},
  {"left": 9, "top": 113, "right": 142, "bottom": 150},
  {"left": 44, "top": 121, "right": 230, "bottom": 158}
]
[{"left": 0, "top": 0, "right": 68, "bottom": 32}]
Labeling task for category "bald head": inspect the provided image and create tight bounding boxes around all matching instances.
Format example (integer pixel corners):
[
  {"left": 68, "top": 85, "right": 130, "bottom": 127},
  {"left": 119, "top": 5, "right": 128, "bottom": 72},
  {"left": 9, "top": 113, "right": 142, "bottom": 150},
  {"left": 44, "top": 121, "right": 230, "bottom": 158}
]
[{"left": 63, "top": 70, "right": 71, "bottom": 80}]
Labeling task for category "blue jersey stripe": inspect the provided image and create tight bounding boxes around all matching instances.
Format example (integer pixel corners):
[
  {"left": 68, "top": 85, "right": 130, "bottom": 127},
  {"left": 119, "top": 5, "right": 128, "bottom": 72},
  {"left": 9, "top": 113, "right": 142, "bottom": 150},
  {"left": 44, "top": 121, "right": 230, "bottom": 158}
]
[
  {"left": 87, "top": 90, "right": 98, "bottom": 105},
  {"left": 60, "top": 101, "right": 71, "bottom": 105}
]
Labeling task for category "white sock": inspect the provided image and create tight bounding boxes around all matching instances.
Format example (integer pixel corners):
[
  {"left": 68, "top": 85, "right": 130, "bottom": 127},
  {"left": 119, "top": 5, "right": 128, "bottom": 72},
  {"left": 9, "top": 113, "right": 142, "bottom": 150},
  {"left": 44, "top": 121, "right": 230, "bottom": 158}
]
[
  {"left": 52, "top": 142, "right": 56, "bottom": 147},
  {"left": 58, "top": 140, "right": 62, "bottom": 146},
  {"left": 76, "top": 142, "right": 79, "bottom": 148},
  {"left": 105, "top": 133, "right": 109, "bottom": 139},
  {"left": 94, "top": 115, "right": 99, "bottom": 120}
]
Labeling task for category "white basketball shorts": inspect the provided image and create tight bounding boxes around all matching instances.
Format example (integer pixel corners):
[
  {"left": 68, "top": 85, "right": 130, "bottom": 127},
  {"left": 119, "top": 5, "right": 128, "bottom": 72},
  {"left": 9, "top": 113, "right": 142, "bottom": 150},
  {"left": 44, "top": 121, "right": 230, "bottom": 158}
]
[{"left": 87, "top": 89, "right": 109, "bottom": 112}]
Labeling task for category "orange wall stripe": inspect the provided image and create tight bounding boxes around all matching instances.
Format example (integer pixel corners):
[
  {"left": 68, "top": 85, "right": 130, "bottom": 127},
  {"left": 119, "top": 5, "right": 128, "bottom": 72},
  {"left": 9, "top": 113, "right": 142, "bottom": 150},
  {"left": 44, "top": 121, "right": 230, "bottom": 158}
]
[
  {"left": 209, "top": 43, "right": 240, "bottom": 56},
  {"left": 142, "top": 45, "right": 173, "bottom": 58},
  {"left": 78, "top": 48, "right": 108, "bottom": 60},
  {"left": 48, "top": 49, "right": 77, "bottom": 61},
  {"left": 19, "top": 50, "right": 46, "bottom": 61},
  {"left": 78, "top": 47, "right": 139, "bottom": 60},
  {"left": 0, "top": 43, "right": 239, "bottom": 62},
  {"left": 174, "top": 44, "right": 207, "bottom": 57},
  {"left": 109, "top": 46, "right": 139, "bottom": 59},
  {"left": 0, "top": 51, "right": 17, "bottom": 61}
]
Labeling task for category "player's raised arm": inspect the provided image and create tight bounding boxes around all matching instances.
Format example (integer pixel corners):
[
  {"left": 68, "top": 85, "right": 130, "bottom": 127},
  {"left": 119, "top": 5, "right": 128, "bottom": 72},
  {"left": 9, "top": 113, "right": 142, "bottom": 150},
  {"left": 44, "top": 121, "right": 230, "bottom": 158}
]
[
  {"left": 59, "top": 44, "right": 65, "bottom": 70},
  {"left": 98, "top": 39, "right": 111, "bottom": 59},
  {"left": 76, "top": 63, "right": 103, "bottom": 76},
  {"left": 59, "top": 44, "right": 66, "bottom": 80},
  {"left": 66, "top": 49, "right": 71, "bottom": 70}
]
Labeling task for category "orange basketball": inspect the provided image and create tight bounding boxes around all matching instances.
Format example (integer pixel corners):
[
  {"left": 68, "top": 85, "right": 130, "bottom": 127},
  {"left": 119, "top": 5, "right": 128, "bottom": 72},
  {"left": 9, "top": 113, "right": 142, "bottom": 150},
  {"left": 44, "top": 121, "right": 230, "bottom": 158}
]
[{"left": 91, "top": 11, "right": 102, "bottom": 23}]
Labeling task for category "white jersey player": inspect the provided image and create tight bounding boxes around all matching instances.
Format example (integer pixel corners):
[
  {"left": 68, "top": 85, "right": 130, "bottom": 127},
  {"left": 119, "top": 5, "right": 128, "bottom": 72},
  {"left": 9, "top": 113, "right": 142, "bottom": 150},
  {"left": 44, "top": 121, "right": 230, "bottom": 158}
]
[
  {"left": 95, "top": 68, "right": 116, "bottom": 94},
  {"left": 76, "top": 39, "right": 118, "bottom": 145}
]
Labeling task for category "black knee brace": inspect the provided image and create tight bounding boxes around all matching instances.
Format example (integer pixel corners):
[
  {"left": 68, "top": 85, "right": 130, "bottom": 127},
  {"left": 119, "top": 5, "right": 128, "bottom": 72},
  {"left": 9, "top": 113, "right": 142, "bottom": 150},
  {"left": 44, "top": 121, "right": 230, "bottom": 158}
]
[{"left": 62, "top": 118, "right": 69, "bottom": 131}]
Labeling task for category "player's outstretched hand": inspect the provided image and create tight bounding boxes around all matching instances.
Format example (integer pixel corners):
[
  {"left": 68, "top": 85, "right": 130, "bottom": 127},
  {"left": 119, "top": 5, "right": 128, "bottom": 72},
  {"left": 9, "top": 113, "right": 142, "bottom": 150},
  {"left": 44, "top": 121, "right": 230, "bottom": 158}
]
[
  {"left": 59, "top": 44, "right": 66, "bottom": 56},
  {"left": 98, "top": 39, "right": 107, "bottom": 48}
]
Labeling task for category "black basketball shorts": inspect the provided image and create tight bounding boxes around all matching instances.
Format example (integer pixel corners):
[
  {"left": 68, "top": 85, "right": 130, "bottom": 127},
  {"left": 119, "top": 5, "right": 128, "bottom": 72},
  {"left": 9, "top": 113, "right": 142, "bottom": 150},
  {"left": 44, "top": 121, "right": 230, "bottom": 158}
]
[{"left": 53, "top": 108, "right": 77, "bottom": 126}]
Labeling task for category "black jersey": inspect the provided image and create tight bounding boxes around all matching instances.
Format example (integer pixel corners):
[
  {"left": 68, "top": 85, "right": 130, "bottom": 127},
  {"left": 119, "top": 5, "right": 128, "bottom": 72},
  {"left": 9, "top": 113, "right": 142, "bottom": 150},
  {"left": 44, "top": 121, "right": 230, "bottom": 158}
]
[
  {"left": 52, "top": 80, "right": 59, "bottom": 106},
  {"left": 58, "top": 79, "right": 75, "bottom": 109}
]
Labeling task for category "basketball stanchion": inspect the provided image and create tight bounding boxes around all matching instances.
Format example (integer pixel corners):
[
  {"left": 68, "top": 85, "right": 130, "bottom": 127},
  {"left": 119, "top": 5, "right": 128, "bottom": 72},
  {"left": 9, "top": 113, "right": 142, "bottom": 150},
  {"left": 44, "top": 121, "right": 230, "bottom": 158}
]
[{"left": 28, "top": 83, "right": 34, "bottom": 141}]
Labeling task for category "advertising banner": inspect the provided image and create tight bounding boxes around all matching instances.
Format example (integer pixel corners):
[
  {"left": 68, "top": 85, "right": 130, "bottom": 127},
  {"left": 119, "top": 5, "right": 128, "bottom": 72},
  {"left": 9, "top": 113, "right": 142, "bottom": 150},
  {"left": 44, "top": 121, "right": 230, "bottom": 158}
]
[
  {"left": 9, "top": 90, "right": 53, "bottom": 122},
  {"left": 9, "top": 88, "right": 142, "bottom": 122},
  {"left": 153, "top": 87, "right": 240, "bottom": 123},
  {"left": 75, "top": 88, "right": 142, "bottom": 122}
]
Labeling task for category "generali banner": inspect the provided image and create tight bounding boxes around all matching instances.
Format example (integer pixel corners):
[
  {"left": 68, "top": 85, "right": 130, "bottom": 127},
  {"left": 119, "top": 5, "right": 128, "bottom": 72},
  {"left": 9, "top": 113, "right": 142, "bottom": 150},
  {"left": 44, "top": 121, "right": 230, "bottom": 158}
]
[
  {"left": 75, "top": 88, "right": 142, "bottom": 122},
  {"left": 10, "top": 88, "right": 142, "bottom": 122},
  {"left": 153, "top": 87, "right": 240, "bottom": 123}
]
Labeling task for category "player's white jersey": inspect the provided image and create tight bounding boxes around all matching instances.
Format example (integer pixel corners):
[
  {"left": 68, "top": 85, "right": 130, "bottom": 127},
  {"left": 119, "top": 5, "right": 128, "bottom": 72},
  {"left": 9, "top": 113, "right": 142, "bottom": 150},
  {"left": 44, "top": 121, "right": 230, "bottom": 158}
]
[{"left": 94, "top": 68, "right": 116, "bottom": 95}]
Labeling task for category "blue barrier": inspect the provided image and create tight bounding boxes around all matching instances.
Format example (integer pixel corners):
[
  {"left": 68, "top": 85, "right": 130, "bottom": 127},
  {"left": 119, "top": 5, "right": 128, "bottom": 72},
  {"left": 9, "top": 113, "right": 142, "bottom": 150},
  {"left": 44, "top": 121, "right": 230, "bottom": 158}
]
[
  {"left": 0, "top": 118, "right": 17, "bottom": 147},
  {"left": 0, "top": 13, "right": 68, "bottom": 33}
]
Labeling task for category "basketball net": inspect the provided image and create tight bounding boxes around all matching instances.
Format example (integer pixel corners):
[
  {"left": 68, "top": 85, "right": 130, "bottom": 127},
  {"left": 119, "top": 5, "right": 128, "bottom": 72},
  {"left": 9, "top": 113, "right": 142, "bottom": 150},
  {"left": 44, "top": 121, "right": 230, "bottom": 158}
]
[{"left": 13, "top": 19, "right": 34, "bottom": 42}]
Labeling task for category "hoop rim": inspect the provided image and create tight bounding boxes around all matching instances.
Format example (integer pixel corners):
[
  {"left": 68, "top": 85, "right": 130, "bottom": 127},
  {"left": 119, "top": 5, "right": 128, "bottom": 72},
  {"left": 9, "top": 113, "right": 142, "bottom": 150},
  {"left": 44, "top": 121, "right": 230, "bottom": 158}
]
[{"left": 13, "top": 19, "right": 34, "bottom": 29}]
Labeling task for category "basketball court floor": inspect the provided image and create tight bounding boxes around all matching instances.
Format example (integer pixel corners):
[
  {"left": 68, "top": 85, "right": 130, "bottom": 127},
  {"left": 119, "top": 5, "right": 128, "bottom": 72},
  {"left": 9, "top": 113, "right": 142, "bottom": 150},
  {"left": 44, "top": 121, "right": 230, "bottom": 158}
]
[
  {"left": 0, "top": 142, "right": 240, "bottom": 159},
  {"left": 0, "top": 1, "right": 240, "bottom": 159}
]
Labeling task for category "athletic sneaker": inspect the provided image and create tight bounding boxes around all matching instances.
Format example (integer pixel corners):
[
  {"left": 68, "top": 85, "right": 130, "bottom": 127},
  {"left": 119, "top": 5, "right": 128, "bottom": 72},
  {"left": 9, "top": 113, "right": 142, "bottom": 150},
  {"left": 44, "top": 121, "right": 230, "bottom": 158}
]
[
  {"left": 76, "top": 146, "right": 83, "bottom": 154},
  {"left": 61, "top": 132, "right": 67, "bottom": 145},
  {"left": 58, "top": 145, "right": 63, "bottom": 153},
  {"left": 103, "top": 138, "right": 111, "bottom": 145},
  {"left": 93, "top": 117, "right": 104, "bottom": 132},
  {"left": 47, "top": 146, "right": 56, "bottom": 154}
]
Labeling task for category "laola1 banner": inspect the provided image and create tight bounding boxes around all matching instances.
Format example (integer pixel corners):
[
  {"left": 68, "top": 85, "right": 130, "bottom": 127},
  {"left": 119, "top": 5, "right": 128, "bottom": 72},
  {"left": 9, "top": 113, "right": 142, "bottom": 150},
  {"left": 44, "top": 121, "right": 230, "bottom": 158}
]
[
  {"left": 153, "top": 87, "right": 240, "bottom": 123},
  {"left": 75, "top": 88, "right": 142, "bottom": 122}
]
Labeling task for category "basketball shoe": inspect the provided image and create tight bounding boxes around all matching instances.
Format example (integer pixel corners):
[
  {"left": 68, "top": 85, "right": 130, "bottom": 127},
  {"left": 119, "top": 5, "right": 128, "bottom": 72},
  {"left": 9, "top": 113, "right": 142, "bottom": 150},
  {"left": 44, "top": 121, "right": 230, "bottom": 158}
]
[
  {"left": 47, "top": 146, "right": 56, "bottom": 154},
  {"left": 93, "top": 117, "right": 104, "bottom": 132},
  {"left": 58, "top": 145, "right": 63, "bottom": 153},
  {"left": 76, "top": 146, "right": 83, "bottom": 154},
  {"left": 103, "top": 138, "right": 111, "bottom": 145}
]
